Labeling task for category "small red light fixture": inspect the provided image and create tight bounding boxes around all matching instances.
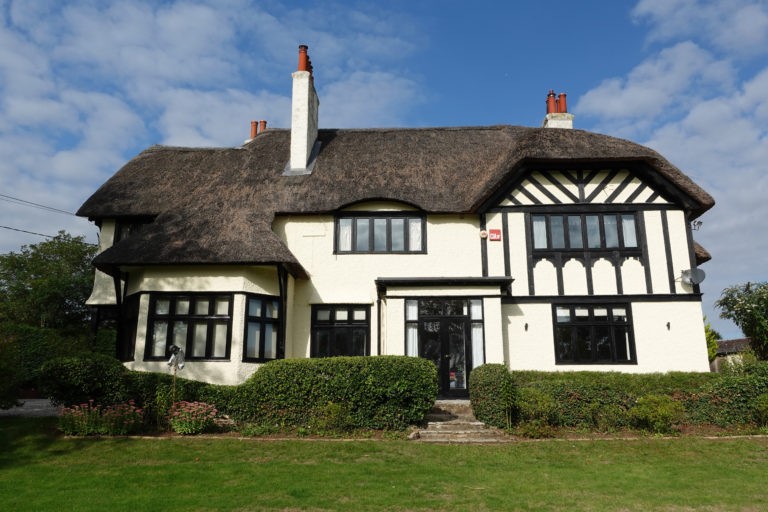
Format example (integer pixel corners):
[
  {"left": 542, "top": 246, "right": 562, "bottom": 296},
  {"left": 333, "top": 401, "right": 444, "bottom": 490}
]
[{"left": 489, "top": 229, "right": 502, "bottom": 241}]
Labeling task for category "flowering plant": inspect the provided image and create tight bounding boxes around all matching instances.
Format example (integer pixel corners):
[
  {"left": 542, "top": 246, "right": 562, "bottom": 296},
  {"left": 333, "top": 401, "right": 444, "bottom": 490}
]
[
  {"left": 58, "top": 400, "right": 143, "bottom": 436},
  {"left": 168, "top": 401, "right": 217, "bottom": 435}
]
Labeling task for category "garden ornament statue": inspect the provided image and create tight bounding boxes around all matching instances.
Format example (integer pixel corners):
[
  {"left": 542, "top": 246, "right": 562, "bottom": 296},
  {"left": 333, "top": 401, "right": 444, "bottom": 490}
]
[
  {"left": 167, "top": 344, "right": 185, "bottom": 404},
  {"left": 167, "top": 344, "right": 185, "bottom": 371}
]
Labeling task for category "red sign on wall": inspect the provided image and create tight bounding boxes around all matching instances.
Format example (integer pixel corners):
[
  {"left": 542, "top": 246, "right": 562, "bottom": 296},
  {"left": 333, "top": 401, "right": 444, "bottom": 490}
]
[{"left": 488, "top": 229, "right": 502, "bottom": 241}]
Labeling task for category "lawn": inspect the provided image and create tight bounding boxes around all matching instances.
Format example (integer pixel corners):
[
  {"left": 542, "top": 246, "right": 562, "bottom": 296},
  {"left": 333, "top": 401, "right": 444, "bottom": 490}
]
[{"left": 1, "top": 417, "right": 767, "bottom": 511}]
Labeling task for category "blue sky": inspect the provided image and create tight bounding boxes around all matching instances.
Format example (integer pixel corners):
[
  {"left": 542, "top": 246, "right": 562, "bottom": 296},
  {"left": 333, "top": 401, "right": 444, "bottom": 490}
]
[{"left": 1, "top": 0, "right": 767, "bottom": 339}]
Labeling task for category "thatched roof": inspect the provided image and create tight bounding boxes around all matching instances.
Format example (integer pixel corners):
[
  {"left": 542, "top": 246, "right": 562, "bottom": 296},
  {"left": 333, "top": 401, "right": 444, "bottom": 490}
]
[
  {"left": 693, "top": 241, "right": 712, "bottom": 265},
  {"left": 77, "top": 126, "right": 714, "bottom": 273}
]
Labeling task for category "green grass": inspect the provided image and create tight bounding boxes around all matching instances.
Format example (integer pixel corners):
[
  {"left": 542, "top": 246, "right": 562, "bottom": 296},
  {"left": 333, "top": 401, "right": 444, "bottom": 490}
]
[{"left": 1, "top": 418, "right": 767, "bottom": 511}]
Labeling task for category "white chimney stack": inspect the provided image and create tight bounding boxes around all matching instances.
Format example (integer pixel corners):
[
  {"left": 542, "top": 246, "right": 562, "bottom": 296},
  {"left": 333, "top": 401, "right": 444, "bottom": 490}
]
[
  {"left": 286, "top": 44, "right": 320, "bottom": 175},
  {"left": 542, "top": 90, "right": 574, "bottom": 129}
]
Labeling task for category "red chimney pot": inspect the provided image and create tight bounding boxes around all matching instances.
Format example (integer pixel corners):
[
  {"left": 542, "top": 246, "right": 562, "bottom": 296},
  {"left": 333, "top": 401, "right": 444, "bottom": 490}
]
[
  {"left": 546, "top": 90, "right": 557, "bottom": 114},
  {"left": 250, "top": 120, "right": 258, "bottom": 139},
  {"left": 298, "top": 45, "right": 309, "bottom": 71},
  {"left": 557, "top": 92, "right": 568, "bottom": 113},
  {"left": 259, "top": 120, "right": 267, "bottom": 133}
]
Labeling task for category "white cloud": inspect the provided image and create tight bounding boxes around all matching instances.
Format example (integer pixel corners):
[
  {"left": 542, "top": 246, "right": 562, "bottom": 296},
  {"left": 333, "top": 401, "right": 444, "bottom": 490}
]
[
  {"left": 576, "top": 42, "right": 734, "bottom": 138},
  {"left": 633, "top": 0, "right": 768, "bottom": 57},
  {"left": 320, "top": 71, "right": 423, "bottom": 128}
]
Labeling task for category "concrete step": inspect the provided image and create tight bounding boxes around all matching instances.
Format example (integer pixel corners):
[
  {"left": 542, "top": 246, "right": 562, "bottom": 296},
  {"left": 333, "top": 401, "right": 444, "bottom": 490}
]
[{"left": 411, "top": 399, "right": 510, "bottom": 443}]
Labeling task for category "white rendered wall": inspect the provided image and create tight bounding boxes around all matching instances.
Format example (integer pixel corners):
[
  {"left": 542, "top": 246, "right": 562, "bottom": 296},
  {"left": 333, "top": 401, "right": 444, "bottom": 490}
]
[
  {"left": 86, "top": 220, "right": 118, "bottom": 305},
  {"left": 504, "top": 300, "right": 709, "bottom": 372},
  {"left": 274, "top": 207, "right": 484, "bottom": 357}
]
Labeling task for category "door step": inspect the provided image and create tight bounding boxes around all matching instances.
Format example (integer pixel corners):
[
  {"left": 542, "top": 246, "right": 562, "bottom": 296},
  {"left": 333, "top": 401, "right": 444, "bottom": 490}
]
[{"left": 411, "top": 400, "right": 509, "bottom": 444}]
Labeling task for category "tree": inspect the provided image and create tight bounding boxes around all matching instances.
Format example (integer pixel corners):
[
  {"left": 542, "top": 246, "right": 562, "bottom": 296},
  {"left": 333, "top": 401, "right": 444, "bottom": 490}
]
[
  {"left": 704, "top": 317, "right": 721, "bottom": 363},
  {"left": 0, "top": 231, "right": 97, "bottom": 330},
  {"left": 716, "top": 282, "right": 768, "bottom": 360}
]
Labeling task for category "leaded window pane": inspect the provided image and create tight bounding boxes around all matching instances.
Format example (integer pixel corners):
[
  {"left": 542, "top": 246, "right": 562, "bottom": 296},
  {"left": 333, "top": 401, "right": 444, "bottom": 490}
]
[
  {"left": 391, "top": 218, "right": 405, "bottom": 251},
  {"left": 192, "top": 323, "right": 207, "bottom": 357},
  {"left": 472, "top": 323, "right": 484, "bottom": 368},
  {"left": 532, "top": 215, "right": 547, "bottom": 249},
  {"left": 172, "top": 321, "right": 187, "bottom": 346},
  {"left": 336, "top": 309, "right": 349, "bottom": 321},
  {"left": 355, "top": 218, "right": 370, "bottom": 251},
  {"left": 353, "top": 309, "right": 367, "bottom": 321},
  {"left": 556, "top": 326, "right": 573, "bottom": 361},
  {"left": 195, "top": 299, "right": 209, "bottom": 315},
  {"left": 575, "top": 326, "right": 592, "bottom": 361},
  {"left": 263, "top": 323, "right": 276, "bottom": 359},
  {"left": 550, "top": 216, "right": 565, "bottom": 249},
  {"left": 246, "top": 322, "right": 261, "bottom": 359},
  {"left": 155, "top": 299, "right": 170, "bottom": 315},
  {"left": 604, "top": 215, "right": 619, "bottom": 248},
  {"left": 405, "top": 300, "right": 418, "bottom": 321},
  {"left": 338, "top": 218, "right": 352, "bottom": 252},
  {"left": 568, "top": 216, "right": 583, "bottom": 248},
  {"left": 248, "top": 298, "right": 261, "bottom": 317},
  {"left": 215, "top": 297, "right": 229, "bottom": 316},
  {"left": 595, "top": 325, "right": 612, "bottom": 361},
  {"left": 470, "top": 299, "right": 483, "bottom": 320},
  {"left": 373, "top": 218, "right": 387, "bottom": 251},
  {"left": 586, "top": 215, "right": 601, "bottom": 248},
  {"left": 212, "top": 323, "right": 228, "bottom": 357},
  {"left": 265, "top": 300, "right": 279, "bottom": 319},
  {"left": 556, "top": 307, "right": 570, "bottom": 323},
  {"left": 408, "top": 218, "right": 422, "bottom": 251},
  {"left": 176, "top": 298, "right": 190, "bottom": 315},
  {"left": 622, "top": 215, "right": 638, "bottom": 247},
  {"left": 152, "top": 321, "right": 168, "bottom": 357},
  {"left": 316, "top": 309, "right": 331, "bottom": 322},
  {"left": 406, "top": 324, "right": 418, "bottom": 356},
  {"left": 614, "top": 326, "right": 631, "bottom": 361}
]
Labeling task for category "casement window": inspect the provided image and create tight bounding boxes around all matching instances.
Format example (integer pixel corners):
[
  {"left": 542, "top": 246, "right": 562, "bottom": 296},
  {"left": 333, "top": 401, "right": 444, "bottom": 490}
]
[
  {"left": 146, "top": 294, "right": 232, "bottom": 361},
  {"left": 335, "top": 214, "right": 425, "bottom": 253},
  {"left": 311, "top": 305, "right": 370, "bottom": 357},
  {"left": 553, "top": 304, "right": 636, "bottom": 364},
  {"left": 243, "top": 295, "right": 281, "bottom": 362},
  {"left": 532, "top": 213, "right": 639, "bottom": 252}
]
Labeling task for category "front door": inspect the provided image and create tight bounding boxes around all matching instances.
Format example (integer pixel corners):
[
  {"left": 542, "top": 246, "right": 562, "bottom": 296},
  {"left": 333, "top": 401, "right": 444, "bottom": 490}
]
[{"left": 419, "top": 316, "right": 471, "bottom": 397}]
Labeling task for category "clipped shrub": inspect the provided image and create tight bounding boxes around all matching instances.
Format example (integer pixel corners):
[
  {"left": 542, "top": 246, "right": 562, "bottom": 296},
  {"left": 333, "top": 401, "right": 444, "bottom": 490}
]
[
  {"left": 752, "top": 393, "right": 768, "bottom": 427},
  {"left": 38, "top": 353, "right": 128, "bottom": 406},
  {"left": 629, "top": 394, "right": 685, "bottom": 434},
  {"left": 231, "top": 356, "right": 437, "bottom": 430},
  {"left": 469, "top": 364, "right": 517, "bottom": 428},
  {"left": 310, "top": 401, "right": 355, "bottom": 433},
  {"left": 517, "top": 387, "right": 558, "bottom": 425}
]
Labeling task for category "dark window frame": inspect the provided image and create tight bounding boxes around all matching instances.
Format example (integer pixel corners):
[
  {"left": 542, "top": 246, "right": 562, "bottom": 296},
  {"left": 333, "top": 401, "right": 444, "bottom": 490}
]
[
  {"left": 531, "top": 212, "right": 640, "bottom": 255},
  {"left": 552, "top": 303, "right": 637, "bottom": 365},
  {"left": 311, "top": 304, "right": 371, "bottom": 357},
  {"left": 145, "top": 293, "right": 233, "bottom": 361},
  {"left": 243, "top": 293, "right": 282, "bottom": 362},
  {"left": 334, "top": 212, "right": 426, "bottom": 254}
]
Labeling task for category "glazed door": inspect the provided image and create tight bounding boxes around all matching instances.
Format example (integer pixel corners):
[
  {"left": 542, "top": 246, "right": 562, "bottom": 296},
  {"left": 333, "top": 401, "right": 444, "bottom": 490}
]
[{"left": 418, "top": 317, "right": 470, "bottom": 397}]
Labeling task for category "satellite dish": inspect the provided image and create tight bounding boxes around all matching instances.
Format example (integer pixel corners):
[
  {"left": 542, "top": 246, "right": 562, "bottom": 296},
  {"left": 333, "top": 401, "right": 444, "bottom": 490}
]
[{"left": 681, "top": 268, "right": 706, "bottom": 285}]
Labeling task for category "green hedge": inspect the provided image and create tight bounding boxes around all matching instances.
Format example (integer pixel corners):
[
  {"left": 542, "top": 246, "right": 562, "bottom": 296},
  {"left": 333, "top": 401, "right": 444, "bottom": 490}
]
[
  {"left": 231, "top": 356, "right": 437, "bottom": 430},
  {"left": 469, "top": 364, "right": 517, "bottom": 428},
  {"left": 469, "top": 365, "right": 768, "bottom": 432},
  {"left": 38, "top": 353, "right": 129, "bottom": 406}
]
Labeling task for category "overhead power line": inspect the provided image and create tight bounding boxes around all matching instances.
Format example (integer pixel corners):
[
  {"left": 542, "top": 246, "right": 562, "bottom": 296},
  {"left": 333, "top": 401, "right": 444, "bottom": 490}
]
[
  {"left": 0, "top": 225, "right": 56, "bottom": 238},
  {"left": 0, "top": 193, "right": 76, "bottom": 216}
]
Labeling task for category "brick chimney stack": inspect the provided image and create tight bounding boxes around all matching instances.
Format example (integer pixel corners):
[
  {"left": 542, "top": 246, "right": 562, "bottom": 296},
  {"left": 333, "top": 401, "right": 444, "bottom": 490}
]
[
  {"left": 543, "top": 89, "right": 574, "bottom": 129},
  {"left": 286, "top": 44, "right": 320, "bottom": 175}
]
